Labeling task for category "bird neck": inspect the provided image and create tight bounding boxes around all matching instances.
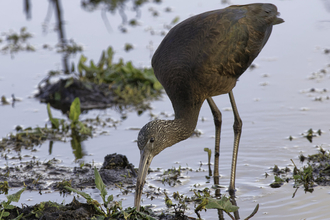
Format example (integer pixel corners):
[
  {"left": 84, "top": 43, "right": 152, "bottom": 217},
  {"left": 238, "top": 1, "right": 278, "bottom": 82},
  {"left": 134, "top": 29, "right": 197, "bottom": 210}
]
[{"left": 170, "top": 100, "right": 202, "bottom": 142}]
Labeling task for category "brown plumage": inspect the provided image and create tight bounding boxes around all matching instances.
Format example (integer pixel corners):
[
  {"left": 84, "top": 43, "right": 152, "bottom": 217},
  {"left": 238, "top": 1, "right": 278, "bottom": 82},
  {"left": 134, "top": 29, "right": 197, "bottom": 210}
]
[{"left": 135, "top": 3, "right": 283, "bottom": 211}]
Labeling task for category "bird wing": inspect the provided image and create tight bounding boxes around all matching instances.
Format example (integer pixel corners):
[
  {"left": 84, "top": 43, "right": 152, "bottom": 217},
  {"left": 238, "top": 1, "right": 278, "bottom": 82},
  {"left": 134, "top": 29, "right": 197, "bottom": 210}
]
[
  {"left": 153, "top": 4, "right": 279, "bottom": 79},
  {"left": 152, "top": 4, "right": 281, "bottom": 102}
]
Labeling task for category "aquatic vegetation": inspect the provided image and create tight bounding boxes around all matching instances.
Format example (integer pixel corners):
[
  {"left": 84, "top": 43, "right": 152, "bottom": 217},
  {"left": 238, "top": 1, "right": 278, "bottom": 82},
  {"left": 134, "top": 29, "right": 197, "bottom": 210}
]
[
  {"left": 0, "top": 182, "right": 9, "bottom": 195},
  {"left": 270, "top": 176, "right": 285, "bottom": 188},
  {"left": 164, "top": 191, "right": 190, "bottom": 218},
  {"left": 81, "top": 0, "right": 158, "bottom": 25},
  {"left": 171, "top": 16, "right": 180, "bottom": 25},
  {"left": 153, "top": 186, "right": 258, "bottom": 220},
  {"left": 299, "top": 148, "right": 330, "bottom": 187},
  {"left": 195, "top": 196, "right": 239, "bottom": 219},
  {"left": 0, "top": 98, "right": 92, "bottom": 155},
  {"left": 0, "top": 191, "right": 107, "bottom": 219},
  {"left": 193, "top": 188, "right": 258, "bottom": 220},
  {"left": 55, "top": 39, "right": 83, "bottom": 55},
  {"left": 288, "top": 128, "right": 323, "bottom": 143},
  {"left": 65, "top": 167, "right": 156, "bottom": 219},
  {"left": 78, "top": 47, "right": 162, "bottom": 105},
  {"left": 37, "top": 46, "right": 162, "bottom": 112},
  {"left": 270, "top": 148, "right": 330, "bottom": 194},
  {"left": 124, "top": 43, "right": 134, "bottom": 52},
  {"left": 1, "top": 169, "right": 138, "bottom": 219},
  {"left": 0, "top": 186, "right": 26, "bottom": 219},
  {"left": 0, "top": 27, "right": 35, "bottom": 57},
  {"left": 47, "top": 98, "right": 92, "bottom": 137},
  {"left": 204, "top": 148, "right": 212, "bottom": 176},
  {"left": 0, "top": 126, "right": 50, "bottom": 151},
  {"left": 161, "top": 166, "right": 183, "bottom": 187},
  {"left": 302, "top": 128, "right": 322, "bottom": 143},
  {"left": 292, "top": 161, "right": 314, "bottom": 193},
  {"left": 55, "top": 179, "right": 72, "bottom": 195},
  {"left": 282, "top": 127, "right": 330, "bottom": 193},
  {"left": 0, "top": 96, "right": 10, "bottom": 105}
]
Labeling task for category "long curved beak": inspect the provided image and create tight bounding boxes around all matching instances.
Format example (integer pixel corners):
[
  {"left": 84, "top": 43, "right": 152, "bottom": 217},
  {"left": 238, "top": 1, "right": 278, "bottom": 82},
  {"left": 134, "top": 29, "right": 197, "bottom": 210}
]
[{"left": 134, "top": 147, "right": 154, "bottom": 211}]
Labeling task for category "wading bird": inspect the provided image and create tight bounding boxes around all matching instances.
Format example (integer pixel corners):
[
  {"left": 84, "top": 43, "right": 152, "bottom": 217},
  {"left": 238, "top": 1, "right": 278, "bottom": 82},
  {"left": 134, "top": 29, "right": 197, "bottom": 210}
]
[{"left": 135, "top": 3, "right": 283, "bottom": 210}]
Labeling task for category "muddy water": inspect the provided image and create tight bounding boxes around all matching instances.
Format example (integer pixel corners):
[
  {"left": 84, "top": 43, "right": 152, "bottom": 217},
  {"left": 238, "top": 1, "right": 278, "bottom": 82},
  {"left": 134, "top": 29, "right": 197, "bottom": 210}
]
[{"left": 1, "top": 0, "right": 330, "bottom": 219}]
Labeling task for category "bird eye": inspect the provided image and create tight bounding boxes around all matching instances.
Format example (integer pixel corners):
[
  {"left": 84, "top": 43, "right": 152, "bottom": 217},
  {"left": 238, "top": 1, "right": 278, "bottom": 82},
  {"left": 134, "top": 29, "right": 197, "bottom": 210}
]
[{"left": 150, "top": 137, "right": 155, "bottom": 143}]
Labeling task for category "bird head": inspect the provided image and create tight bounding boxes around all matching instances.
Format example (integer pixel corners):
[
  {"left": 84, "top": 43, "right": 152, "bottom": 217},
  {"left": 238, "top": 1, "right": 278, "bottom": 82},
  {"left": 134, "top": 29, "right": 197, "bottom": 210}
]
[
  {"left": 134, "top": 118, "right": 195, "bottom": 210},
  {"left": 134, "top": 120, "right": 171, "bottom": 211}
]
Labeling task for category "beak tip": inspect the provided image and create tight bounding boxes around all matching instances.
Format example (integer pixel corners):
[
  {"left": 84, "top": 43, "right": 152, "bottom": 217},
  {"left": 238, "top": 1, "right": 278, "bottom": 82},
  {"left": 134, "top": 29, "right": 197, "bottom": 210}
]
[{"left": 134, "top": 148, "right": 154, "bottom": 213}]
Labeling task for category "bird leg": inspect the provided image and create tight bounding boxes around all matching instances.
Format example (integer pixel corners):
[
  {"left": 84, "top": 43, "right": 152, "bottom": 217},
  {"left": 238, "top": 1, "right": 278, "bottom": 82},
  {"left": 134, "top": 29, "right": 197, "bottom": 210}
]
[
  {"left": 228, "top": 91, "right": 242, "bottom": 195},
  {"left": 206, "top": 97, "right": 222, "bottom": 193}
]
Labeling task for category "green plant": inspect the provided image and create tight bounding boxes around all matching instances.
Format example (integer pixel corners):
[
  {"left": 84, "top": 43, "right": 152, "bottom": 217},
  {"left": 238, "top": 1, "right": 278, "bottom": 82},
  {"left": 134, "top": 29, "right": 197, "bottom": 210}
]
[
  {"left": 204, "top": 148, "right": 212, "bottom": 176},
  {"left": 56, "top": 39, "right": 83, "bottom": 54},
  {"left": 0, "top": 187, "right": 26, "bottom": 219},
  {"left": 77, "top": 47, "right": 162, "bottom": 104},
  {"left": 195, "top": 196, "right": 239, "bottom": 219},
  {"left": 65, "top": 167, "right": 156, "bottom": 219},
  {"left": 270, "top": 176, "right": 285, "bottom": 188},
  {"left": 64, "top": 185, "right": 105, "bottom": 217},
  {"left": 93, "top": 167, "right": 114, "bottom": 215},
  {"left": 47, "top": 98, "right": 92, "bottom": 136},
  {"left": 69, "top": 98, "right": 91, "bottom": 136},
  {"left": 0, "top": 27, "right": 35, "bottom": 56},
  {"left": 204, "top": 148, "right": 211, "bottom": 165},
  {"left": 193, "top": 188, "right": 259, "bottom": 220},
  {"left": 47, "top": 103, "right": 65, "bottom": 130},
  {"left": 161, "top": 166, "right": 182, "bottom": 187},
  {"left": 292, "top": 164, "right": 314, "bottom": 193},
  {"left": 0, "top": 182, "right": 9, "bottom": 195}
]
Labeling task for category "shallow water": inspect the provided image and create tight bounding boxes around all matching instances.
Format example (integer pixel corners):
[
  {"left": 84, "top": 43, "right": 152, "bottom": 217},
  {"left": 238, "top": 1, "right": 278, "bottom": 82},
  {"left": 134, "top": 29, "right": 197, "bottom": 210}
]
[{"left": 1, "top": 0, "right": 330, "bottom": 219}]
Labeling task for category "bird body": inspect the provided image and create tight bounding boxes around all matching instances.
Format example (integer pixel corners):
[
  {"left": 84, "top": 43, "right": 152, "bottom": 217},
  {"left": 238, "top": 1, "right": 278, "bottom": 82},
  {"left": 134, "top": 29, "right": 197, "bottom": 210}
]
[
  {"left": 153, "top": 4, "right": 282, "bottom": 98},
  {"left": 135, "top": 3, "right": 283, "bottom": 211}
]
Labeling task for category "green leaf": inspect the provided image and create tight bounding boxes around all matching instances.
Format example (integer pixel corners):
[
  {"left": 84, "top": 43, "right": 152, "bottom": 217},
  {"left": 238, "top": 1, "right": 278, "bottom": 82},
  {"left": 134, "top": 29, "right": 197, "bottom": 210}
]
[
  {"left": 195, "top": 197, "right": 208, "bottom": 217},
  {"left": 98, "top": 51, "right": 106, "bottom": 68},
  {"left": 205, "top": 196, "right": 239, "bottom": 213},
  {"left": 153, "top": 81, "right": 162, "bottom": 90},
  {"left": 171, "top": 16, "right": 180, "bottom": 24},
  {"left": 6, "top": 187, "right": 26, "bottom": 203},
  {"left": 122, "top": 211, "right": 131, "bottom": 220},
  {"left": 11, "top": 213, "right": 24, "bottom": 220},
  {"left": 90, "top": 60, "right": 97, "bottom": 70},
  {"left": 64, "top": 78, "right": 75, "bottom": 88},
  {"left": 204, "top": 148, "right": 212, "bottom": 158},
  {"left": 274, "top": 176, "right": 284, "bottom": 183},
  {"left": 69, "top": 98, "right": 81, "bottom": 123},
  {"left": 107, "top": 195, "right": 113, "bottom": 203},
  {"left": 5, "top": 204, "right": 15, "bottom": 209},
  {"left": 77, "top": 122, "right": 92, "bottom": 136},
  {"left": 107, "top": 47, "right": 114, "bottom": 65},
  {"left": 94, "top": 167, "right": 108, "bottom": 204},
  {"left": 2, "top": 211, "right": 10, "bottom": 217},
  {"left": 71, "top": 62, "right": 75, "bottom": 72},
  {"left": 47, "top": 103, "right": 59, "bottom": 129},
  {"left": 270, "top": 177, "right": 284, "bottom": 188},
  {"left": 78, "top": 55, "right": 88, "bottom": 74},
  {"left": 64, "top": 186, "right": 92, "bottom": 202},
  {"left": 54, "top": 92, "right": 61, "bottom": 101}
]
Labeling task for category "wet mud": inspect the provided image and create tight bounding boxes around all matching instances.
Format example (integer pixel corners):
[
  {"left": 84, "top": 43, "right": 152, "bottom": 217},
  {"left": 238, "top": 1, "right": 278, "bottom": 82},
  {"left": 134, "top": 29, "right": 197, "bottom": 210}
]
[
  {"left": 36, "top": 78, "right": 121, "bottom": 113},
  {"left": 0, "top": 153, "right": 196, "bottom": 219},
  {"left": 0, "top": 154, "right": 136, "bottom": 192}
]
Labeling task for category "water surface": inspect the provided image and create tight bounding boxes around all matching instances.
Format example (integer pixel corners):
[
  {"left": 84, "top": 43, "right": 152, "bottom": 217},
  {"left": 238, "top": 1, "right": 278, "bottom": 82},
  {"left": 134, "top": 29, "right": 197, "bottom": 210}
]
[{"left": 1, "top": 0, "right": 330, "bottom": 219}]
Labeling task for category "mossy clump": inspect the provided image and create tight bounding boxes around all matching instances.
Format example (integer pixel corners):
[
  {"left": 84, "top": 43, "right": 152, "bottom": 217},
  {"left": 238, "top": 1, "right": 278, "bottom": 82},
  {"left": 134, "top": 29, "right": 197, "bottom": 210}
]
[{"left": 78, "top": 47, "right": 162, "bottom": 105}]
